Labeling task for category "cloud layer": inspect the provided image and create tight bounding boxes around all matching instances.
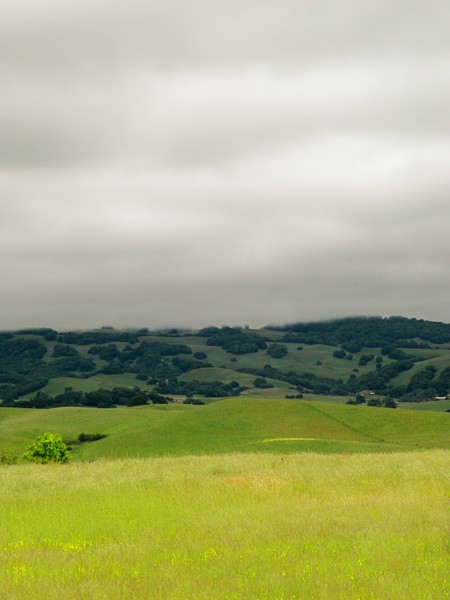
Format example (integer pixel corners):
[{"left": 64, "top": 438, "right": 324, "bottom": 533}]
[{"left": 1, "top": 0, "right": 449, "bottom": 329}]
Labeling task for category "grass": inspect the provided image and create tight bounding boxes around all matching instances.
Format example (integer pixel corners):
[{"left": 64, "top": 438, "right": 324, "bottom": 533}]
[
  {"left": 0, "top": 450, "right": 448, "bottom": 599},
  {"left": 203, "top": 343, "right": 387, "bottom": 380},
  {"left": 401, "top": 399, "right": 450, "bottom": 412},
  {"left": 24, "top": 374, "right": 144, "bottom": 398},
  {"left": 179, "top": 367, "right": 291, "bottom": 390},
  {"left": 1, "top": 398, "right": 448, "bottom": 460}
]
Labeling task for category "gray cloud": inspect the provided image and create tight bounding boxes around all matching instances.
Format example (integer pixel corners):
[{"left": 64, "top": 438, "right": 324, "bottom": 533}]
[{"left": 1, "top": 1, "right": 449, "bottom": 329}]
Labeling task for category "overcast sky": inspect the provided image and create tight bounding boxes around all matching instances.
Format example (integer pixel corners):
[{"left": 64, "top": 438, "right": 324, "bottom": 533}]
[{"left": 1, "top": 0, "right": 449, "bottom": 330}]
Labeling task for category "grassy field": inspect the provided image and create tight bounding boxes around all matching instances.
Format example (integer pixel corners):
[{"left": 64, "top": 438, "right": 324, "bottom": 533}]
[
  {"left": 1, "top": 450, "right": 448, "bottom": 599},
  {"left": 401, "top": 399, "right": 450, "bottom": 412},
  {"left": 28, "top": 374, "right": 144, "bottom": 397},
  {"left": 1, "top": 398, "right": 448, "bottom": 460},
  {"left": 197, "top": 343, "right": 389, "bottom": 380}
]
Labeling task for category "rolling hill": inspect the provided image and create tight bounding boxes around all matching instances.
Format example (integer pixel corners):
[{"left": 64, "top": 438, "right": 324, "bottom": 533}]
[
  {"left": 1, "top": 317, "right": 450, "bottom": 410},
  {"left": 1, "top": 398, "right": 448, "bottom": 460}
]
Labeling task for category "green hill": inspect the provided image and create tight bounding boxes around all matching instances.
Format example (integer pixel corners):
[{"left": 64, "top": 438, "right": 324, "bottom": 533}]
[{"left": 1, "top": 398, "right": 448, "bottom": 460}]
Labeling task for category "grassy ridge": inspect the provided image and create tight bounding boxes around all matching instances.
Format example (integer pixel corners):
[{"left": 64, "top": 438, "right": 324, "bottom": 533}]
[
  {"left": 1, "top": 398, "right": 448, "bottom": 460},
  {"left": 1, "top": 450, "right": 448, "bottom": 599}
]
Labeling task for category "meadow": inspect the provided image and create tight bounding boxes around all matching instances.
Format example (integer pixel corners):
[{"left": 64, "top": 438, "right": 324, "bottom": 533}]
[
  {"left": 1, "top": 450, "right": 448, "bottom": 599},
  {"left": 1, "top": 398, "right": 449, "bottom": 459},
  {"left": 1, "top": 398, "right": 448, "bottom": 598}
]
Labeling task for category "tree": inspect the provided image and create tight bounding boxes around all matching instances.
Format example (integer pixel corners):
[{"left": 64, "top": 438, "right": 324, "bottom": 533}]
[
  {"left": 253, "top": 377, "right": 273, "bottom": 389},
  {"left": 266, "top": 343, "right": 288, "bottom": 359},
  {"left": 367, "top": 397, "right": 382, "bottom": 407},
  {"left": 127, "top": 395, "right": 148, "bottom": 407},
  {"left": 355, "top": 393, "right": 366, "bottom": 404},
  {"left": 23, "top": 432, "right": 70, "bottom": 464},
  {"left": 382, "top": 397, "right": 397, "bottom": 409}
]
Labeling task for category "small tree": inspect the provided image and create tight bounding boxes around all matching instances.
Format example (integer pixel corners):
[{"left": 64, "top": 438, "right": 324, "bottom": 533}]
[
  {"left": 266, "top": 343, "right": 288, "bottom": 359},
  {"left": 23, "top": 432, "right": 70, "bottom": 464},
  {"left": 367, "top": 397, "right": 382, "bottom": 407},
  {"left": 382, "top": 397, "right": 397, "bottom": 409},
  {"left": 355, "top": 393, "right": 366, "bottom": 405}
]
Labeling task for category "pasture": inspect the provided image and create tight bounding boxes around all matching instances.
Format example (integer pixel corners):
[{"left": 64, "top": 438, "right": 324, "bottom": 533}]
[
  {"left": 1, "top": 450, "right": 448, "bottom": 599},
  {"left": 1, "top": 398, "right": 449, "bottom": 460}
]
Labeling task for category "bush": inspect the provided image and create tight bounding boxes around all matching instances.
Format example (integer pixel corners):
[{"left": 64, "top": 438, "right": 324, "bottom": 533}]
[
  {"left": 0, "top": 451, "right": 21, "bottom": 465},
  {"left": 78, "top": 433, "right": 107, "bottom": 443},
  {"left": 183, "top": 398, "right": 205, "bottom": 405},
  {"left": 23, "top": 432, "right": 70, "bottom": 464}
]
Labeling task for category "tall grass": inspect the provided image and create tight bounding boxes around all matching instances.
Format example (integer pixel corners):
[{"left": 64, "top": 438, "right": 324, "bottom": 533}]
[{"left": 1, "top": 450, "right": 448, "bottom": 599}]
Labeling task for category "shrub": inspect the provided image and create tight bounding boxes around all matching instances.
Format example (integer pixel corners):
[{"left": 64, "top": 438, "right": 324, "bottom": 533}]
[
  {"left": 78, "top": 433, "right": 107, "bottom": 443},
  {"left": 23, "top": 432, "right": 70, "bottom": 464},
  {"left": 183, "top": 398, "right": 205, "bottom": 405},
  {"left": 0, "top": 451, "right": 21, "bottom": 465}
]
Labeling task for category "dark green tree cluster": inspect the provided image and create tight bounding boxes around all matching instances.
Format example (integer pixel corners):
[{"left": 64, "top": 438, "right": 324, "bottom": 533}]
[
  {"left": 56, "top": 331, "right": 138, "bottom": 345},
  {"left": 155, "top": 379, "right": 244, "bottom": 397},
  {"left": 346, "top": 359, "right": 415, "bottom": 395},
  {"left": 199, "top": 327, "right": 267, "bottom": 354},
  {"left": 274, "top": 316, "right": 450, "bottom": 348},
  {"left": 347, "top": 393, "right": 397, "bottom": 408},
  {"left": 14, "top": 328, "right": 57, "bottom": 340},
  {"left": 10, "top": 386, "right": 173, "bottom": 409},
  {"left": 394, "top": 366, "right": 450, "bottom": 401},
  {"left": 237, "top": 364, "right": 347, "bottom": 395},
  {"left": 253, "top": 377, "right": 274, "bottom": 388},
  {"left": 52, "top": 344, "right": 79, "bottom": 358}
]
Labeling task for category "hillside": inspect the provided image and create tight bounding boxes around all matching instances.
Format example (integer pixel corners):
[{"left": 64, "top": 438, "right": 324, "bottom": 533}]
[
  {"left": 1, "top": 316, "right": 450, "bottom": 408},
  {"left": 1, "top": 398, "right": 448, "bottom": 460}
]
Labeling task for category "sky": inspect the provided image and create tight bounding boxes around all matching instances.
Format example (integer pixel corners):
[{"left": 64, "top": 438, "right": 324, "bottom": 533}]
[{"left": 1, "top": 0, "right": 449, "bottom": 331}]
